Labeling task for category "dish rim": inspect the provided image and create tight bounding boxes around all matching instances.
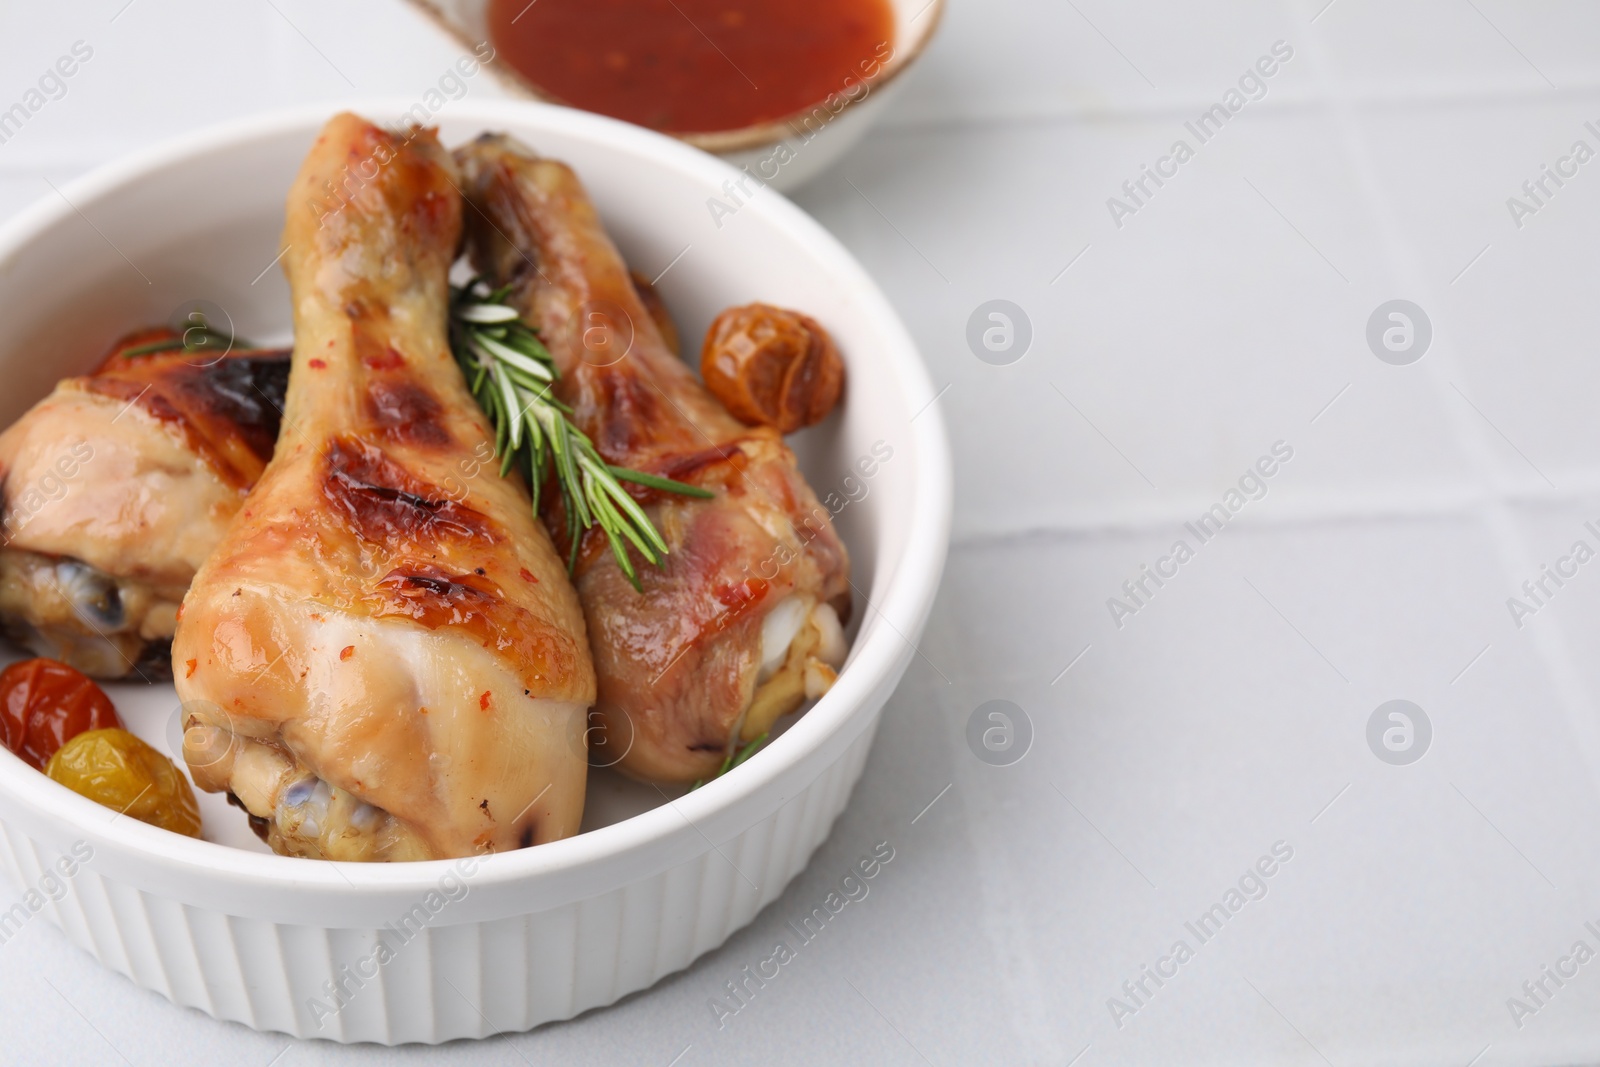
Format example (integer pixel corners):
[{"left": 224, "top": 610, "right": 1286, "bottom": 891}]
[{"left": 0, "top": 99, "right": 951, "bottom": 897}]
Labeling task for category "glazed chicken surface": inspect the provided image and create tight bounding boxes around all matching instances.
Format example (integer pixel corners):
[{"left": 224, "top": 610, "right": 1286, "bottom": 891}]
[
  {"left": 457, "top": 134, "right": 850, "bottom": 783},
  {"left": 0, "top": 330, "right": 288, "bottom": 678},
  {"left": 172, "top": 115, "right": 595, "bottom": 861}
]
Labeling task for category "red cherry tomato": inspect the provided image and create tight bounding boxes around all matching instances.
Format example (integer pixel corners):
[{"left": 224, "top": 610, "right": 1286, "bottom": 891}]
[{"left": 0, "top": 658, "right": 122, "bottom": 770}]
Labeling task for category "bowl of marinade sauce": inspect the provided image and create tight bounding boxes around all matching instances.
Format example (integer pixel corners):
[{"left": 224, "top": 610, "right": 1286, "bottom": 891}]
[{"left": 408, "top": 0, "right": 944, "bottom": 190}]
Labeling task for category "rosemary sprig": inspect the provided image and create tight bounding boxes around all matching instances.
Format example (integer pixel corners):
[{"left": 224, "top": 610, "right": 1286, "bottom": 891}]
[
  {"left": 448, "top": 279, "right": 712, "bottom": 590},
  {"left": 122, "top": 316, "right": 241, "bottom": 357}
]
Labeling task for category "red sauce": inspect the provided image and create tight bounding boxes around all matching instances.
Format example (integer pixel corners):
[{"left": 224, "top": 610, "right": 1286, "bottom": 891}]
[{"left": 488, "top": 0, "right": 897, "bottom": 135}]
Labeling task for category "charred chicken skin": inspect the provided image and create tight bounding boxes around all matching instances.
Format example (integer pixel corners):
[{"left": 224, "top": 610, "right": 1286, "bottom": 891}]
[
  {"left": 456, "top": 134, "right": 849, "bottom": 784},
  {"left": 172, "top": 115, "right": 595, "bottom": 861},
  {"left": 0, "top": 330, "right": 288, "bottom": 678}
]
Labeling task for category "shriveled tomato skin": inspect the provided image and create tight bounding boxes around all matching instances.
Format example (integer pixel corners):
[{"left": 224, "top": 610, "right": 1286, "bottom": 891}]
[
  {"left": 46, "top": 728, "right": 202, "bottom": 838},
  {"left": 0, "top": 658, "right": 122, "bottom": 770},
  {"left": 700, "top": 304, "right": 844, "bottom": 433}
]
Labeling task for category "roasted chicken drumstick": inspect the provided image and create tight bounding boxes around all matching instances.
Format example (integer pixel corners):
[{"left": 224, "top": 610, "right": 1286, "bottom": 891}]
[
  {"left": 0, "top": 330, "right": 287, "bottom": 678},
  {"left": 457, "top": 134, "right": 850, "bottom": 783},
  {"left": 173, "top": 115, "right": 595, "bottom": 860}
]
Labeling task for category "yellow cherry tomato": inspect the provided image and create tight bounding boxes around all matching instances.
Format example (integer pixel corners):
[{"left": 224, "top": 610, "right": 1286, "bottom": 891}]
[{"left": 46, "top": 728, "right": 202, "bottom": 838}]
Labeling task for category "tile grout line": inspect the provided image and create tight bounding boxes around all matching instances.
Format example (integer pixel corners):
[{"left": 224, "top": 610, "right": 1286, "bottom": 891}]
[{"left": 1293, "top": 0, "right": 1600, "bottom": 809}]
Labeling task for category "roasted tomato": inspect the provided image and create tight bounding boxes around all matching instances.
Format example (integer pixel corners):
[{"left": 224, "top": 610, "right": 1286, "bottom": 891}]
[
  {"left": 0, "top": 658, "right": 122, "bottom": 770},
  {"left": 46, "top": 728, "right": 202, "bottom": 838},
  {"left": 700, "top": 303, "right": 844, "bottom": 433}
]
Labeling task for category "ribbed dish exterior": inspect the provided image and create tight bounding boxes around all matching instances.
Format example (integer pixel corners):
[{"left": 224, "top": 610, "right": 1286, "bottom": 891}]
[{"left": 0, "top": 721, "right": 875, "bottom": 1044}]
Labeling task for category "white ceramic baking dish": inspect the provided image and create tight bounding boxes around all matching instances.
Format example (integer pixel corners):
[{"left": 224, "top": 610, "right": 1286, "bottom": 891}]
[{"left": 0, "top": 101, "right": 949, "bottom": 1044}]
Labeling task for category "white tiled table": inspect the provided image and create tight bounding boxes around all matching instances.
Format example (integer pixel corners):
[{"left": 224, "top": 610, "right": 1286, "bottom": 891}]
[{"left": 6, "top": 2, "right": 1600, "bottom": 1063}]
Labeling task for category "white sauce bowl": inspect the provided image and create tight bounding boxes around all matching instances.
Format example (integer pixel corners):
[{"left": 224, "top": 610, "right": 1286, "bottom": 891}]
[{"left": 406, "top": 0, "right": 946, "bottom": 192}]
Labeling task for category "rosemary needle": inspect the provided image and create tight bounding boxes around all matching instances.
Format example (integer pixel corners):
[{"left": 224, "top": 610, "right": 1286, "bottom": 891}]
[
  {"left": 448, "top": 279, "right": 712, "bottom": 590},
  {"left": 690, "top": 732, "right": 770, "bottom": 791}
]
